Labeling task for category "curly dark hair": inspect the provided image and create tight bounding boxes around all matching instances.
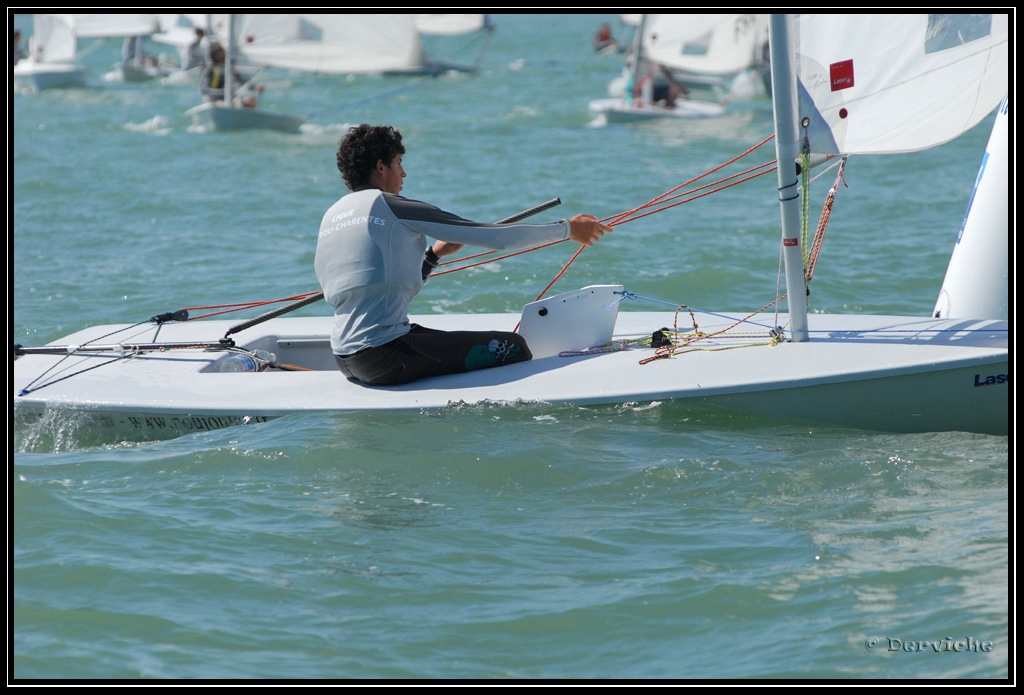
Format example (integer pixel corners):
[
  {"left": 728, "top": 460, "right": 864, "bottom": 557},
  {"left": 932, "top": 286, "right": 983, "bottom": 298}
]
[{"left": 336, "top": 124, "right": 406, "bottom": 191}]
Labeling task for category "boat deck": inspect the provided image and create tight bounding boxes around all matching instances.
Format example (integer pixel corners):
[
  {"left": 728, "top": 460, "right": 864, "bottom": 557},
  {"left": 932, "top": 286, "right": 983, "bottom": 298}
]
[{"left": 13, "top": 309, "right": 1009, "bottom": 440}]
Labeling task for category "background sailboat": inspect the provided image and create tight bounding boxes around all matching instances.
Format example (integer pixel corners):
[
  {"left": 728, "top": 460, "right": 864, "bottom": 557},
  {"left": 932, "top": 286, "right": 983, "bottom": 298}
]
[
  {"left": 232, "top": 14, "right": 494, "bottom": 78},
  {"left": 148, "top": 14, "right": 214, "bottom": 84},
  {"left": 601, "top": 15, "right": 769, "bottom": 104},
  {"left": 643, "top": 14, "right": 768, "bottom": 102},
  {"left": 409, "top": 14, "right": 495, "bottom": 74},
  {"left": 183, "top": 14, "right": 468, "bottom": 133},
  {"left": 13, "top": 14, "right": 160, "bottom": 92},
  {"left": 149, "top": 14, "right": 261, "bottom": 86},
  {"left": 184, "top": 14, "right": 306, "bottom": 134},
  {"left": 233, "top": 14, "right": 425, "bottom": 76},
  {"left": 12, "top": 14, "right": 87, "bottom": 92},
  {"left": 116, "top": 35, "right": 179, "bottom": 83},
  {"left": 589, "top": 14, "right": 728, "bottom": 121}
]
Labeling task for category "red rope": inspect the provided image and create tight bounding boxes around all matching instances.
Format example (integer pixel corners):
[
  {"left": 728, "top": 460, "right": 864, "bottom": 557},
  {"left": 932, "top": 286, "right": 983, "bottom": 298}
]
[
  {"left": 638, "top": 295, "right": 786, "bottom": 364},
  {"left": 433, "top": 239, "right": 567, "bottom": 277},
  {"left": 182, "top": 290, "right": 323, "bottom": 321},
  {"left": 439, "top": 138, "right": 777, "bottom": 283},
  {"left": 610, "top": 160, "right": 777, "bottom": 227},
  {"left": 805, "top": 158, "right": 847, "bottom": 282},
  {"left": 604, "top": 134, "right": 775, "bottom": 227},
  {"left": 521, "top": 159, "right": 777, "bottom": 304},
  {"left": 438, "top": 135, "right": 777, "bottom": 273},
  {"left": 180, "top": 136, "right": 779, "bottom": 323}
]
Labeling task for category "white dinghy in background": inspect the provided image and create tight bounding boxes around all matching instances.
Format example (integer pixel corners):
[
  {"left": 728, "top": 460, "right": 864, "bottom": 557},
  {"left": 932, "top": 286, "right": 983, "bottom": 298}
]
[
  {"left": 183, "top": 13, "right": 438, "bottom": 134},
  {"left": 592, "top": 14, "right": 771, "bottom": 122},
  {"left": 14, "top": 14, "right": 1009, "bottom": 443},
  {"left": 184, "top": 14, "right": 306, "bottom": 134},
  {"left": 642, "top": 14, "right": 768, "bottom": 102},
  {"left": 590, "top": 14, "right": 730, "bottom": 122},
  {"left": 12, "top": 14, "right": 87, "bottom": 92},
  {"left": 13, "top": 14, "right": 161, "bottom": 92},
  {"left": 588, "top": 97, "right": 726, "bottom": 122}
]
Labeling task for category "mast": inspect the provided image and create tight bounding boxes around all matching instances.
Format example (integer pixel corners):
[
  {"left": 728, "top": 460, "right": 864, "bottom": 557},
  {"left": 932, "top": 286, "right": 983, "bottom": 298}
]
[
  {"left": 767, "top": 14, "right": 808, "bottom": 342},
  {"left": 626, "top": 14, "right": 646, "bottom": 103},
  {"left": 225, "top": 13, "right": 235, "bottom": 108}
]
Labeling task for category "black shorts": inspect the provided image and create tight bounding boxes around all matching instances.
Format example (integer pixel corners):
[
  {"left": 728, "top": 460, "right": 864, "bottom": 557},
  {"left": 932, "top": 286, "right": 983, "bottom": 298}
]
[{"left": 335, "top": 324, "right": 532, "bottom": 386}]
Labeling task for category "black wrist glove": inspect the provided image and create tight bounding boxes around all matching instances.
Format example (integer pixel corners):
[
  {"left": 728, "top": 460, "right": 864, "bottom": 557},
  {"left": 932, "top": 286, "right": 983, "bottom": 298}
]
[{"left": 421, "top": 247, "right": 440, "bottom": 281}]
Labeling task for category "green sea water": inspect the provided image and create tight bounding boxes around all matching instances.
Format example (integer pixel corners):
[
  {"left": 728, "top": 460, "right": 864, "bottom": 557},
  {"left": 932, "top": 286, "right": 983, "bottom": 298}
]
[{"left": 12, "top": 13, "right": 1009, "bottom": 680}]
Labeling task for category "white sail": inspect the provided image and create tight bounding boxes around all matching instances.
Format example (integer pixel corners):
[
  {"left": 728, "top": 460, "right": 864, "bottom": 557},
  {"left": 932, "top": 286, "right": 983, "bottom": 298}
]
[
  {"left": 795, "top": 13, "right": 1008, "bottom": 156},
  {"left": 151, "top": 13, "right": 209, "bottom": 47},
  {"left": 643, "top": 14, "right": 767, "bottom": 75},
  {"left": 70, "top": 14, "right": 160, "bottom": 39},
  {"left": 933, "top": 95, "right": 1009, "bottom": 320},
  {"left": 235, "top": 14, "right": 423, "bottom": 74},
  {"left": 414, "top": 14, "right": 487, "bottom": 36},
  {"left": 15, "top": 14, "right": 89, "bottom": 92},
  {"left": 773, "top": 14, "right": 1009, "bottom": 334},
  {"left": 30, "top": 14, "right": 78, "bottom": 63}
]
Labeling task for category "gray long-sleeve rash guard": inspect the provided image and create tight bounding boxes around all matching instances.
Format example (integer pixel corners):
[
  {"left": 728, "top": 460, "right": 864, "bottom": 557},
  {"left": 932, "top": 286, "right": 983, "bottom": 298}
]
[{"left": 314, "top": 187, "right": 571, "bottom": 355}]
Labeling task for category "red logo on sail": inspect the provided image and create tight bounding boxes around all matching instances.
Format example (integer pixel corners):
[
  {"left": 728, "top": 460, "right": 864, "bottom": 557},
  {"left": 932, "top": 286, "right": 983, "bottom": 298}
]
[
  {"left": 783, "top": 238, "right": 799, "bottom": 247},
  {"left": 830, "top": 60, "right": 854, "bottom": 91}
]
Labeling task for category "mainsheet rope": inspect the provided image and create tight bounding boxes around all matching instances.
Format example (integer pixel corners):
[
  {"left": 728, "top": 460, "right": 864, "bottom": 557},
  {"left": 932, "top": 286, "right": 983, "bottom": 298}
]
[
  {"left": 436, "top": 135, "right": 779, "bottom": 300},
  {"left": 182, "top": 291, "right": 324, "bottom": 322}
]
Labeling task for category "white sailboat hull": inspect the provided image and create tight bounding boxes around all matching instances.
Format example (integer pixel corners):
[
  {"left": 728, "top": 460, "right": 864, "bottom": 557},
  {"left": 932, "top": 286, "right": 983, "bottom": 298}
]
[
  {"left": 118, "top": 61, "right": 177, "bottom": 83},
  {"left": 185, "top": 101, "right": 306, "bottom": 134},
  {"left": 589, "top": 97, "right": 725, "bottom": 122},
  {"left": 13, "top": 61, "right": 88, "bottom": 92},
  {"left": 13, "top": 309, "right": 1008, "bottom": 443}
]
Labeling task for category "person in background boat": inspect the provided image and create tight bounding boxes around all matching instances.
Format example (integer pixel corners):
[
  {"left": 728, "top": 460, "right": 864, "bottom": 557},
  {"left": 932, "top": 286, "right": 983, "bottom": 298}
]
[
  {"left": 12, "top": 28, "right": 27, "bottom": 66},
  {"left": 592, "top": 23, "right": 618, "bottom": 53},
  {"left": 632, "top": 60, "right": 688, "bottom": 108},
  {"left": 199, "top": 42, "right": 263, "bottom": 108},
  {"left": 183, "top": 27, "right": 208, "bottom": 71},
  {"left": 122, "top": 36, "right": 158, "bottom": 67},
  {"left": 315, "top": 124, "right": 612, "bottom": 387}
]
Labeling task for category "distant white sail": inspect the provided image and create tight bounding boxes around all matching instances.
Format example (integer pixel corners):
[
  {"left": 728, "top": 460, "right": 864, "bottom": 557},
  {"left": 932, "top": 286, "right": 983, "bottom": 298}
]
[
  {"left": 151, "top": 14, "right": 209, "bottom": 48},
  {"left": 414, "top": 14, "right": 487, "bottom": 36},
  {"left": 70, "top": 14, "right": 160, "bottom": 39},
  {"left": 795, "top": 13, "right": 1008, "bottom": 156},
  {"left": 235, "top": 14, "right": 423, "bottom": 74},
  {"left": 643, "top": 14, "right": 767, "bottom": 75},
  {"left": 27, "top": 14, "right": 161, "bottom": 64},
  {"left": 30, "top": 14, "right": 77, "bottom": 63}
]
